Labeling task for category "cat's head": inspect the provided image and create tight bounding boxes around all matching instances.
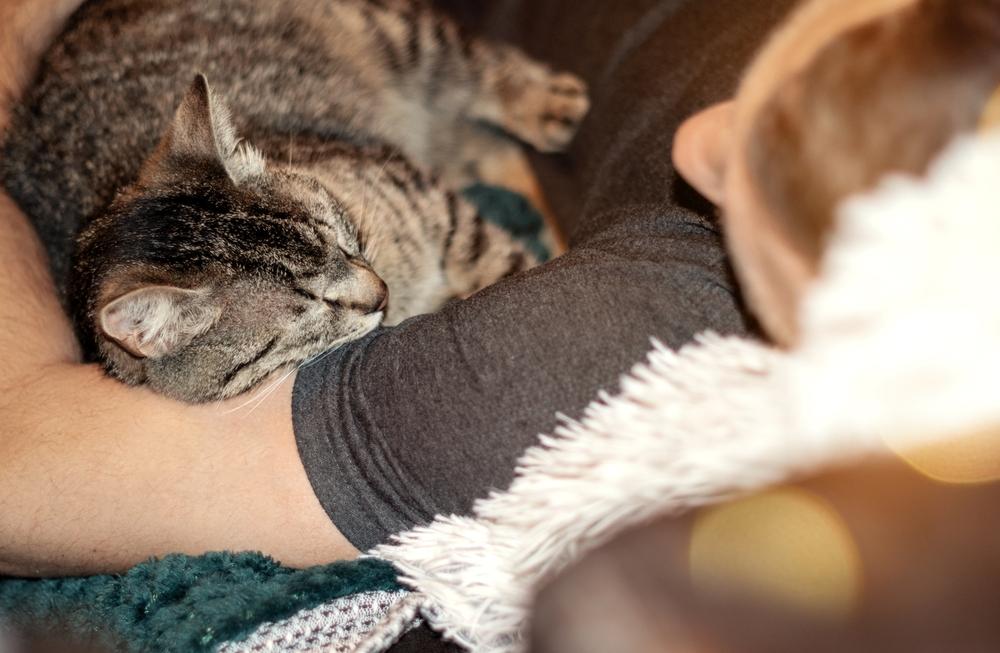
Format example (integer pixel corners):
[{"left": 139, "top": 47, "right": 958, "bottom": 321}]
[{"left": 70, "top": 75, "right": 388, "bottom": 402}]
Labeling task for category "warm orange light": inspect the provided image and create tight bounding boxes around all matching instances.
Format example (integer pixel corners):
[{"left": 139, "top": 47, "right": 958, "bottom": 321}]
[
  {"left": 885, "top": 426, "right": 1000, "bottom": 485},
  {"left": 979, "top": 85, "right": 1000, "bottom": 133},
  {"left": 688, "top": 489, "right": 862, "bottom": 620}
]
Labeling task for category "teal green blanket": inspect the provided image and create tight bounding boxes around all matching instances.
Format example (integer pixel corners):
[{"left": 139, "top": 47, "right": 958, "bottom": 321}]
[
  {"left": 0, "top": 185, "right": 544, "bottom": 651},
  {"left": 0, "top": 554, "right": 400, "bottom": 651}
]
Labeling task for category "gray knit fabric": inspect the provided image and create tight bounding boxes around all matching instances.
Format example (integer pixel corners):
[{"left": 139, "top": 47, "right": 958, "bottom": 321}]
[{"left": 216, "top": 590, "right": 413, "bottom": 653}]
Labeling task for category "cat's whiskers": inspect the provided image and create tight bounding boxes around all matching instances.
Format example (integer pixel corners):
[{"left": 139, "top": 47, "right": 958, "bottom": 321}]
[
  {"left": 221, "top": 362, "right": 298, "bottom": 416},
  {"left": 224, "top": 338, "right": 354, "bottom": 416},
  {"left": 299, "top": 342, "right": 344, "bottom": 370},
  {"left": 360, "top": 155, "right": 391, "bottom": 226},
  {"left": 241, "top": 364, "right": 299, "bottom": 416},
  {"left": 359, "top": 154, "right": 395, "bottom": 261}
]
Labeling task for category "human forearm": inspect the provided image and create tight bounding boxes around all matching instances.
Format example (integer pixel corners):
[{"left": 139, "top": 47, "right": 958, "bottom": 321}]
[{"left": 0, "top": 363, "right": 356, "bottom": 577}]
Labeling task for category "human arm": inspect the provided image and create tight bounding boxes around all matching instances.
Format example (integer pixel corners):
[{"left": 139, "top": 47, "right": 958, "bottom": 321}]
[
  {"left": 0, "top": 360, "right": 356, "bottom": 577},
  {"left": 0, "top": 0, "right": 356, "bottom": 576}
]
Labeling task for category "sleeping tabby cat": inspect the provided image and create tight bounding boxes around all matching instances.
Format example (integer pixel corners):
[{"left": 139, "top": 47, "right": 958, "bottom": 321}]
[{"left": 0, "top": 0, "right": 589, "bottom": 402}]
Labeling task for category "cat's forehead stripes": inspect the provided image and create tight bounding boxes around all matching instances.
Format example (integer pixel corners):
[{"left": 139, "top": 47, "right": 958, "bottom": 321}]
[
  {"left": 277, "top": 170, "right": 361, "bottom": 255},
  {"left": 114, "top": 188, "right": 332, "bottom": 274}
]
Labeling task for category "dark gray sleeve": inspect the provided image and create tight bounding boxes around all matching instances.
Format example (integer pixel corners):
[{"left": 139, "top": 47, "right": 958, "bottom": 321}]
[{"left": 292, "top": 0, "right": 796, "bottom": 551}]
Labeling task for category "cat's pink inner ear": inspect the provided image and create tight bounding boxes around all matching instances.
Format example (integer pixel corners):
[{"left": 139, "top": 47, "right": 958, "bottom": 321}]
[{"left": 99, "top": 285, "right": 219, "bottom": 359}]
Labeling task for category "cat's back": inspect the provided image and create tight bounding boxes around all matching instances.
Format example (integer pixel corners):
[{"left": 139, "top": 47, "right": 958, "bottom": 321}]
[{"left": 1, "top": 0, "right": 373, "bottom": 285}]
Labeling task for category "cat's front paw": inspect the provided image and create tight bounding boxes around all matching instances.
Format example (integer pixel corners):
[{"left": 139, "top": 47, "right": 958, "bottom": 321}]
[{"left": 509, "top": 72, "right": 590, "bottom": 153}]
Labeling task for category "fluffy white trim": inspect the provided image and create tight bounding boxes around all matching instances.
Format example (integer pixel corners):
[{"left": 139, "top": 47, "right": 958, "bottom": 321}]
[
  {"left": 373, "top": 130, "right": 1000, "bottom": 652},
  {"left": 792, "top": 130, "right": 1000, "bottom": 442}
]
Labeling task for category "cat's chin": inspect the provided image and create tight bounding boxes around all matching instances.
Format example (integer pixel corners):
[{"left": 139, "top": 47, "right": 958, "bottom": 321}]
[
  {"left": 335, "top": 311, "right": 385, "bottom": 346},
  {"left": 289, "top": 311, "right": 387, "bottom": 371},
  {"left": 212, "top": 313, "right": 387, "bottom": 402}
]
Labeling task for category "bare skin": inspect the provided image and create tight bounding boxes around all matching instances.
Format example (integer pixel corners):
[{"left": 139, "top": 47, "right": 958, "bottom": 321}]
[
  {"left": 673, "top": 0, "right": 919, "bottom": 346},
  {"left": 0, "top": 0, "right": 356, "bottom": 576}
]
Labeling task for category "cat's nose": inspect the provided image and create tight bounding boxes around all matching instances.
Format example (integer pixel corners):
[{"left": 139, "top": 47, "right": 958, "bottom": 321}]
[
  {"left": 346, "top": 259, "right": 388, "bottom": 314},
  {"left": 374, "top": 280, "right": 389, "bottom": 313},
  {"left": 352, "top": 277, "right": 387, "bottom": 315}
]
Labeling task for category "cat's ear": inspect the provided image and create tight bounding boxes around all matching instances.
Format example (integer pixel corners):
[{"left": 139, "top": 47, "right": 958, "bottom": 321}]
[
  {"left": 99, "top": 286, "right": 221, "bottom": 359},
  {"left": 139, "top": 74, "right": 266, "bottom": 186}
]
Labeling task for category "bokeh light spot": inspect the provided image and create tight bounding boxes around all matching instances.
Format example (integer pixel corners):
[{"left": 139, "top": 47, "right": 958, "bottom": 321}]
[{"left": 689, "top": 489, "right": 861, "bottom": 620}]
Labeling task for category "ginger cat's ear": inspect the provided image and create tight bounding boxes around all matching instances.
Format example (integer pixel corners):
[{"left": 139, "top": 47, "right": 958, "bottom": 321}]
[
  {"left": 99, "top": 285, "right": 220, "bottom": 359},
  {"left": 139, "top": 74, "right": 266, "bottom": 186}
]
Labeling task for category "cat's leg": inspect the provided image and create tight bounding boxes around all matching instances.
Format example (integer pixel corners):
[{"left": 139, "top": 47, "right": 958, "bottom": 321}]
[
  {"left": 437, "top": 124, "right": 568, "bottom": 256},
  {"left": 461, "top": 45, "right": 590, "bottom": 155},
  {"left": 357, "top": 1, "right": 589, "bottom": 155},
  {"left": 348, "top": 2, "right": 584, "bottom": 257},
  {"left": 369, "top": 151, "right": 541, "bottom": 294},
  {"left": 439, "top": 190, "right": 539, "bottom": 298}
]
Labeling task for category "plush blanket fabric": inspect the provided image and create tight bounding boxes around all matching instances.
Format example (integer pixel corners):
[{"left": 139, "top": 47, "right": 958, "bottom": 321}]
[{"left": 0, "top": 553, "right": 401, "bottom": 652}]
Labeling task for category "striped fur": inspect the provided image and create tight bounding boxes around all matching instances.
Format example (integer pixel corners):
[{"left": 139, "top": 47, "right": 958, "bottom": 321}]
[{"left": 0, "top": 0, "right": 587, "bottom": 402}]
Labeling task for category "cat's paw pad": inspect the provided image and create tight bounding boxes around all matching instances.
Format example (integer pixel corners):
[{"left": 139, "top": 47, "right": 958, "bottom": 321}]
[{"left": 517, "top": 73, "right": 590, "bottom": 153}]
